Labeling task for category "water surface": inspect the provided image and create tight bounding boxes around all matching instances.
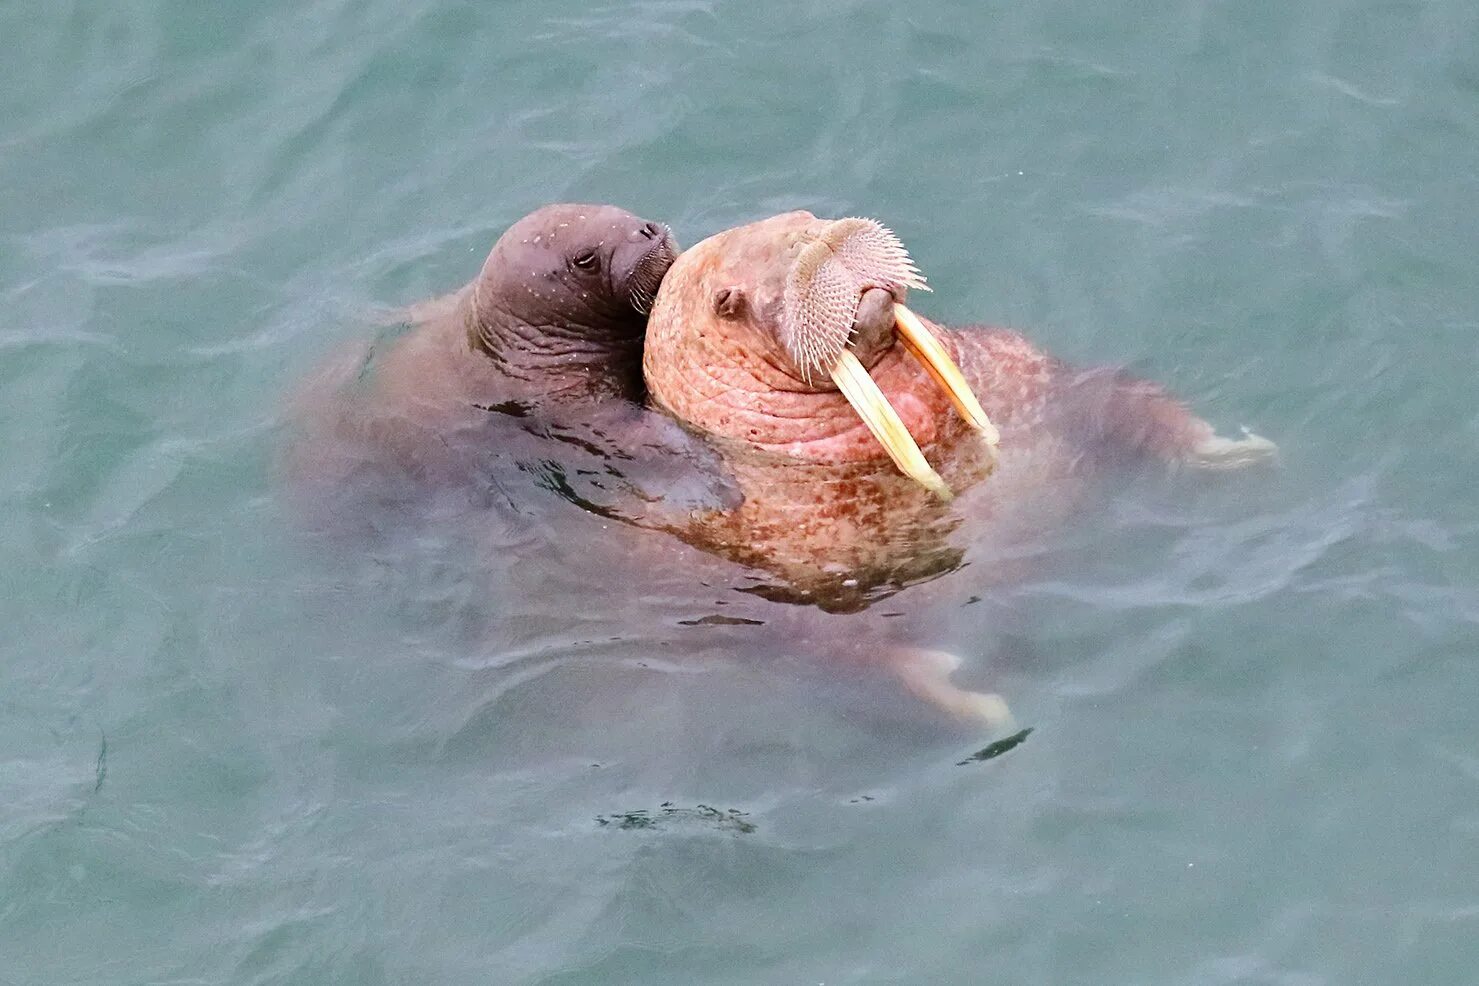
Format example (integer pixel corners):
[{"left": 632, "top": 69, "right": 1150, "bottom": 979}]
[{"left": 3, "top": 1, "right": 1478, "bottom": 983}]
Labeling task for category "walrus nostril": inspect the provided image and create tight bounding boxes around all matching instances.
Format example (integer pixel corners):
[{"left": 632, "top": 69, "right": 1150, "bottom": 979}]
[
  {"left": 713, "top": 286, "right": 746, "bottom": 319},
  {"left": 639, "top": 222, "right": 661, "bottom": 240}
]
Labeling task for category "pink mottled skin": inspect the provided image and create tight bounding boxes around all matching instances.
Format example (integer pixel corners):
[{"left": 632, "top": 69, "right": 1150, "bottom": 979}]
[{"left": 642, "top": 211, "right": 1223, "bottom": 612}]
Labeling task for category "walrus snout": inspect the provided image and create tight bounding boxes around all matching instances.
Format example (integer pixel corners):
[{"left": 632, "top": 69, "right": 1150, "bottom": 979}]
[
  {"left": 779, "top": 219, "right": 997, "bottom": 496},
  {"left": 623, "top": 224, "right": 678, "bottom": 315},
  {"left": 849, "top": 286, "right": 900, "bottom": 369}
]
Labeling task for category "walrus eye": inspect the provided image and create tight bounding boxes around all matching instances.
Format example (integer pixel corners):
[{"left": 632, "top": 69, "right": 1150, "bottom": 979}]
[
  {"left": 572, "top": 249, "right": 600, "bottom": 272},
  {"left": 713, "top": 287, "right": 746, "bottom": 319}
]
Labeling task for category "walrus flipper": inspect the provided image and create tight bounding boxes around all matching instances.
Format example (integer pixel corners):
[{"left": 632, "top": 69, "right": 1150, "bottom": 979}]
[
  {"left": 1062, "top": 367, "right": 1277, "bottom": 469},
  {"left": 890, "top": 647, "right": 1015, "bottom": 729},
  {"left": 1184, "top": 428, "right": 1279, "bottom": 470}
]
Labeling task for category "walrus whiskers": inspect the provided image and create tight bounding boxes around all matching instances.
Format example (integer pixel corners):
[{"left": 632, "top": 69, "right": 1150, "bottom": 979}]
[
  {"left": 782, "top": 218, "right": 997, "bottom": 493},
  {"left": 627, "top": 226, "right": 676, "bottom": 315}
]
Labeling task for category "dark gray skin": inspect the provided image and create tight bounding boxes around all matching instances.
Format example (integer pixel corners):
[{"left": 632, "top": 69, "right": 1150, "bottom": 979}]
[
  {"left": 283, "top": 203, "right": 734, "bottom": 530},
  {"left": 456, "top": 203, "right": 673, "bottom": 400}
]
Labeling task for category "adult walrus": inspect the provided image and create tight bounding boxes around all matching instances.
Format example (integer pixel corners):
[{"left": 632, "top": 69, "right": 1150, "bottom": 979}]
[
  {"left": 283, "top": 203, "right": 730, "bottom": 527},
  {"left": 641, "top": 212, "right": 1275, "bottom": 593},
  {"left": 631, "top": 211, "right": 1274, "bottom": 718}
]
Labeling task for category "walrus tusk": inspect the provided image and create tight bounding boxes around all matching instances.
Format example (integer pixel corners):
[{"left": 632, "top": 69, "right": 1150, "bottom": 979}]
[
  {"left": 829, "top": 349, "right": 953, "bottom": 501},
  {"left": 894, "top": 304, "right": 1001, "bottom": 448}
]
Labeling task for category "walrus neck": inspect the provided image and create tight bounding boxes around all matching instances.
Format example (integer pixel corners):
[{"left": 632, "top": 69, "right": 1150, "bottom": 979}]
[{"left": 461, "top": 289, "right": 642, "bottom": 400}]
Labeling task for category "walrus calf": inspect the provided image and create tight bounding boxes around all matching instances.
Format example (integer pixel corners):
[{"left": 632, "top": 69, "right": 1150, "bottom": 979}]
[{"left": 284, "top": 203, "right": 696, "bottom": 524}]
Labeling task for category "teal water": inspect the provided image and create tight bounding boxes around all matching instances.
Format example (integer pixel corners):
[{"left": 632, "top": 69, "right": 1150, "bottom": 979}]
[{"left": 4, "top": 1, "right": 1478, "bottom": 983}]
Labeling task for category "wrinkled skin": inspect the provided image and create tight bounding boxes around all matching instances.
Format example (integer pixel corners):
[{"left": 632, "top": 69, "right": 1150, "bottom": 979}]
[
  {"left": 641, "top": 210, "right": 1257, "bottom": 613},
  {"left": 282, "top": 206, "right": 1268, "bottom": 728},
  {"left": 282, "top": 203, "right": 736, "bottom": 530}
]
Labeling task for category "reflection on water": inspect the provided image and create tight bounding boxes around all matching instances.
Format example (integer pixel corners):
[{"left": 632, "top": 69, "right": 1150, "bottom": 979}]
[
  {"left": 596, "top": 804, "right": 758, "bottom": 834},
  {"left": 957, "top": 728, "right": 1034, "bottom": 766}
]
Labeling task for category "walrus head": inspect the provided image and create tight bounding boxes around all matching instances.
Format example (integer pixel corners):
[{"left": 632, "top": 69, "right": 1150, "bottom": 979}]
[
  {"left": 467, "top": 204, "right": 678, "bottom": 369},
  {"left": 643, "top": 211, "right": 997, "bottom": 499}
]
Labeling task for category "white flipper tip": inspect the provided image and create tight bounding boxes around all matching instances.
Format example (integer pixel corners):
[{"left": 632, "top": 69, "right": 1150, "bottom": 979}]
[
  {"left": 1188, "top": 428, "right": 1279, "bottom": 470},
  {"left": 893, "top": 647, "right": 1015, "bottom": 730},
  {"left": 956, "top": 691, "right": 1016, "bottom": 731}
]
